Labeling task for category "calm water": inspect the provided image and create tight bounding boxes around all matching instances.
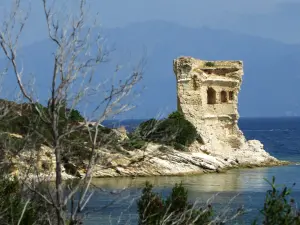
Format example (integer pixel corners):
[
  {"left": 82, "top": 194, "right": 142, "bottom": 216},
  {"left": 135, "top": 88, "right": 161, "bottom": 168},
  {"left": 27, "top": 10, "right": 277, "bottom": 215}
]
[{"left": 83, "top": 117, "right": 300, "bottom": 224}]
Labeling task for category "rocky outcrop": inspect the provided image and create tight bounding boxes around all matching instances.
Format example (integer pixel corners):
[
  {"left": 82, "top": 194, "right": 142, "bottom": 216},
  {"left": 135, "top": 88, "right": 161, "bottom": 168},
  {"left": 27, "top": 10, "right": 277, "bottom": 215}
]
[
  {"left": 87, "top": 142, "right": 287, "bottom": 178},
  {"left": 3, "top": 133, "right": 78, "bottom": 181},
  {"left": 172, "top": 56, "right": 276, "bottom": 163},
  {"left": 4, "top": 138, "right": 288, "bottom": 180}
]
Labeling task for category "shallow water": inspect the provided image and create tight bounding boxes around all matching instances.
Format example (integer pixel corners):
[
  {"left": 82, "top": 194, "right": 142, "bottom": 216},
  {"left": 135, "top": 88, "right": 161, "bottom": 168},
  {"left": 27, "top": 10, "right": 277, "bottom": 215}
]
[{"left": 83, "top": 117, "right": 300, "bottom": 224}]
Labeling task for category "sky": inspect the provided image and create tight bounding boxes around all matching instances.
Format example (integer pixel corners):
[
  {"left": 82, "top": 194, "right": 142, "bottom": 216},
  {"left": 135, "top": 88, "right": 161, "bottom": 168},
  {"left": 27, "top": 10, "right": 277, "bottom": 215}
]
[
  {"left": 0, "top": 0, "right": 299, "bottom": 118},
  {"left": 1, "top": 0, "right": 300, "bottom": 45}
]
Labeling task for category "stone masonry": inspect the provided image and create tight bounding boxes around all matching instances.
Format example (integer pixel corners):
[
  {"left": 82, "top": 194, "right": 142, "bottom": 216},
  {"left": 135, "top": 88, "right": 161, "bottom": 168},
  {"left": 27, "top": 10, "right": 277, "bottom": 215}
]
[{"left": 173, "top": 56, "right": 249, "bottom": 152}]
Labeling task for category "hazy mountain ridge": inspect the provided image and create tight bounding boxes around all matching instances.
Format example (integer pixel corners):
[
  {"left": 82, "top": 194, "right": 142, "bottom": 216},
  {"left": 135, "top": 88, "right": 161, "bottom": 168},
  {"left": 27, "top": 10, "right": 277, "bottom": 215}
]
[{"left": 1, "top": 20, "right": 300, "bottom": 118}]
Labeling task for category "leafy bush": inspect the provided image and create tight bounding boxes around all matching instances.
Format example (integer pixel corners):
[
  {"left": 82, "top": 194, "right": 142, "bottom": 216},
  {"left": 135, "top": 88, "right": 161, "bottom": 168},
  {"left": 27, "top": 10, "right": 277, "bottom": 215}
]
[
  {"left": 137, "top": 182, "right": 164, "bottom": 224},
  {"left": 137, "top": 182, "right": 213, "bottom": 225},
  {"left": 0, "top": 100, "right": 116, "bottom": 159},
  {"left": 61, "top": 125, "right": 121, "bottom": 161},
  {"left": 0, "top": 177, "right": 52, "bottom": 225},
  {"left": 136, "top": 111, "right": 198, "bottom": 149},
  {"left": 0, "top": 101, "right": 85, "bottom": 135},
  {"left": 165, "top": 182, "right": 189, "bottom": 213},
  {"left": 173, "top": 142, "right": 187, "bottom": 151},
  {"left": 253, "top": 176, "right": 300, "bottom": 225},
  {"left": 205, "top": 61, "right": 215, "bottom": 67},
  {"left": 168, "top": 111, "right": 184, "bottom": 120},
  {"left": 121, "top": 136, "right": 146, "bottom": 150},
  {"left": 137, "top": 119, "right": 158, "bottom": 139},
  {"left": 68, "top": 109, "right": 84, "bottom": 122}
]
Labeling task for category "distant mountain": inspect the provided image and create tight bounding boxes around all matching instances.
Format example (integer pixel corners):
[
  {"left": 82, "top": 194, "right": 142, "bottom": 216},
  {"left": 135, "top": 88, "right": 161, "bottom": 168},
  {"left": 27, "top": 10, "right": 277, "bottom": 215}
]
[{"left": 1, "top": 21, "right": 300, "bottom": 118}]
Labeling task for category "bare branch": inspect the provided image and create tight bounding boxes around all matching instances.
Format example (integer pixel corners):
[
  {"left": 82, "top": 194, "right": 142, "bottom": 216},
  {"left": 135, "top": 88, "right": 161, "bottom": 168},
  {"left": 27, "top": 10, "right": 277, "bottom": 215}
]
[
  {"left": 17, "top": 199, "right": 30, "bottom": 225},
  {"left": 0, "top": 0, "right": 143, "bottom": 224}
]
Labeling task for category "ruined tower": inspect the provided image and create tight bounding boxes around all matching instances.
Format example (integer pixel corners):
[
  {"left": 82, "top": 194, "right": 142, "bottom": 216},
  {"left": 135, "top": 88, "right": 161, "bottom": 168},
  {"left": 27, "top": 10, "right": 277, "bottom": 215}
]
[{"left": 173, "top": 56, "right": 247, "bottom": 152}]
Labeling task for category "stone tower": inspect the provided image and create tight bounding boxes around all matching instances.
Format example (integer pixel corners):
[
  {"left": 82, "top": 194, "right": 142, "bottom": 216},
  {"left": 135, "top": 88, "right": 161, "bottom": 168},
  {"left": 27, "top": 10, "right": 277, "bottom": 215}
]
[{"left": 173, "top": 56, "right": 247, "bottom": 152}]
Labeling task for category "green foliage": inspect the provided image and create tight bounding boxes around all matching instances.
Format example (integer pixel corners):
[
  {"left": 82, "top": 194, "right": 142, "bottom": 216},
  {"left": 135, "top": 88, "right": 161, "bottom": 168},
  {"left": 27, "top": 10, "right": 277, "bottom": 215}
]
[
  {"left": 253, "top": 176, "right": 300, "bottom": 225},
  {"left": 68, "top": 109, "right": 84, "bottom": 122},
  {"left": 137, "top": 182, "right": 164, "bottom": 224},
  {"left": 0, "top": 177, "right": 51, "bottom": 225},
  {"left": 135, "top": 111, "right": 198, "bottom": 149},
  {"left": 0, "top": 101, "right": 85, "bottom": 136},
  {"left": 0, "top": 100, "right": 118, "bottom": 161},
  {"left": 168, "top": 111, "right": 185, "bottom": 120},
  {"left": 205, "top": 61, "right": 215, "bottom": 67},
  {"left": 165, "top": 182, "right": 189, "bottom": 213},
  {"left": 173, "top": 142, "right": 187, "bottom": 151},
  {"left": 61, "top": 125, "right": 120, "bottom": 161},
  {"left": 0, "top": 133, "right": 27, "bottom": 153},
  {"left": 137, "top": 182, "right": 213, "bottom": 225},
  {"left": 122, "top": 137, "right": 146, "bottom": 150},
  {"left": 137, "top": 118, "right": 158, "bottom": 139}
]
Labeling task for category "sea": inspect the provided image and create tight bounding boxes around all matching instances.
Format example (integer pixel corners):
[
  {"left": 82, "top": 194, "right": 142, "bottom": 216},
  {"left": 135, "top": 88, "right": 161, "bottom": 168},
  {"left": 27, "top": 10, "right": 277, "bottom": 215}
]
[{"left": 82, "top": 117, "right": 300, "bottom": 224}]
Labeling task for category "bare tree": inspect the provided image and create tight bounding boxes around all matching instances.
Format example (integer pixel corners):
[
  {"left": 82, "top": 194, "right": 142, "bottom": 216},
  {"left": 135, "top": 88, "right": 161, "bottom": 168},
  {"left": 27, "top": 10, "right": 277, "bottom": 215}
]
[{"left": 0, "top": 0, "right": 143, "bottom": 224}]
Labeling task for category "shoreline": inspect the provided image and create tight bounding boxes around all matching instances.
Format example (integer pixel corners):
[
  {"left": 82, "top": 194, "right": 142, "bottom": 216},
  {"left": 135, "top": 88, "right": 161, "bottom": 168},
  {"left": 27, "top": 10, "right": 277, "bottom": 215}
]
[
  {"left": 17, "top": 157, "right": 292, "bottom": 182},
  {"left": 7, "top": 140, "right": 293, "bottom": 181},
  {"left": 90, "top": 159, "right": 291, "bottom": 179}
]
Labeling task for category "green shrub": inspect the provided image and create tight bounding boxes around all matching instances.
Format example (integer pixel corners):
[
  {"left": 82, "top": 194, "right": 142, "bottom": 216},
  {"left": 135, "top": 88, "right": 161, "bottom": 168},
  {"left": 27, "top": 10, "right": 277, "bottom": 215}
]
[
  {"left": 136, "top": 111, "right": 198, "bottom": 149},
  {"left": 0, "top": 177, "right": 52, "bottom": 225},
  {"left": 173, "top": 142, "right": 187, "bottom": 151},
  {"left": 137, "top": 182, "right": 164, "bottom": 225},
  {"left": 122, "top": 138, "right": 145, "bottom": 150},
  {"left": 253, "top": 176, "right": 300, "bottom": 225},
  {"left": 205, "top": 61, "right": 215, "bottom": 67},
  {"left": 138, "top": 118, "right": 158, "bottom": 139},
  {"left": 0, "top": 101, "right": 85, "bottom": 135},
  {"left": 0, "top": 100, "right": 115, "bottom": 159},
  {"left": 68, "top": 109, "right": 84, "bottom": 122},
  {"left": 137, "top": 182, "right": 213, "bottom": 225},
  {"left": 61, "top": 125, "right": 120, "bottom": 160},
  {"left": 165, "top": 182, "right": 189, "bottom": 213},
  {"left": 167, "top": 111, "right": 185, "bottom": 120}
]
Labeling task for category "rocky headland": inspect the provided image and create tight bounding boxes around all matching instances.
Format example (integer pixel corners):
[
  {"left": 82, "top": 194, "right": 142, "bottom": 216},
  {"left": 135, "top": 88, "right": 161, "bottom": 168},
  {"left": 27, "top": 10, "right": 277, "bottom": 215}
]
[{"left": 0, "top": 57, "right": 289, "bottom": 180}]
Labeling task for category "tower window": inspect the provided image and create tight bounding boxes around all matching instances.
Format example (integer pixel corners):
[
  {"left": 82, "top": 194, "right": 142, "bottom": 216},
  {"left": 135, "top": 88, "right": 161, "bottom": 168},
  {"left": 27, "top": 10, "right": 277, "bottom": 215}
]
[
  {"left": 221, "top": 91, "right": 228, "bottom": 103},
  {"left": 192, "top": 75, "right": 198, "bottom": 90},
  {"left": 229, "top": 91, "right": 234, "bottom": 101},
  {"left": 207, "top": 87, "right": 216, "bottom": 104}
]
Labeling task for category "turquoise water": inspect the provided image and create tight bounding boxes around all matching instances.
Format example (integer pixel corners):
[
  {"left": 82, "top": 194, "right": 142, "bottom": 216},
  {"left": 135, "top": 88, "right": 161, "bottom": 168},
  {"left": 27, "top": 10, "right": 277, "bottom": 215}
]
[{"left": 83, "top": 117, "right": 300, "bottom": 224}]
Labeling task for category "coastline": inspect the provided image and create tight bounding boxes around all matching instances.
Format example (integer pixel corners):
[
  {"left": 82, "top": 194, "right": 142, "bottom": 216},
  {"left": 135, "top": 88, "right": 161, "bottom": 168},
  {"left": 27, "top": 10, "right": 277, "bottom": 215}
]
[
  {"left": 91, "top": 161, "right": 291, "bottom": 179},
  {"left": 18, "top": 157, "right": 291, "bottom": 182},
  {"left": 13, "top": 142, "right": 291, "bottom": 181}
]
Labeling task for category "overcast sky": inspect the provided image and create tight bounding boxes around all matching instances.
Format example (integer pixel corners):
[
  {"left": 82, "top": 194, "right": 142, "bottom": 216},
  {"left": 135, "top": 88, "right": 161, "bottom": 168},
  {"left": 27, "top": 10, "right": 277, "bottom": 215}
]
[{"left": 1, "top": 0, "right": 299, "bottom": 45}]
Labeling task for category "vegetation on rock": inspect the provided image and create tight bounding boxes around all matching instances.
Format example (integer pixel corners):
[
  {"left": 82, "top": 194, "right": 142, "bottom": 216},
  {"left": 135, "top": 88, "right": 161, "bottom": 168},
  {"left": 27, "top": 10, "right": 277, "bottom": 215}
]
[
  {"left": 0, "top": 99, "right": 121, "bottom": 164},
  {"left": 204, "top": 61, "right": 215, "bottom": 67},
  {"left": 68, "top": 109, "right": 84, "bottom": 123},
  {"left": 0, "top": 100, "right": 198, "bottom": 154},
  {"left": 121, "top": 134, "right": 146, "bottom": 150},
  {"left": 129, "top": 111, "right": 199, "bottom": 150}
]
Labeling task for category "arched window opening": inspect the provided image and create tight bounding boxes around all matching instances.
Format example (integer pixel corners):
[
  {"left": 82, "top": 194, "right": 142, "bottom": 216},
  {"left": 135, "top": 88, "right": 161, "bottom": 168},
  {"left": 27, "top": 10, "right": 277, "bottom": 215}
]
[
  {"left": 207, "top": 87, "right": 216, "bottom": 104},
  {"left": 192, "top": 75, "right": 198, "bottom": 90},
  {"left": 229, "top": 91, "right": 234, "bottom": 101},
  {"left": 221, "top": 91, "right": 228, "bottom": 103}
]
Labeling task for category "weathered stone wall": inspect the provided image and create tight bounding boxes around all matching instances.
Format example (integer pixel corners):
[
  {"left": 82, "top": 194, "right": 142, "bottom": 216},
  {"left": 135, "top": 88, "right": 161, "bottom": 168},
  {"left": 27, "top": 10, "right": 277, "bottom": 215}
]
[{"left": 173, "top": 56, "right": 246, "bottom": 152}]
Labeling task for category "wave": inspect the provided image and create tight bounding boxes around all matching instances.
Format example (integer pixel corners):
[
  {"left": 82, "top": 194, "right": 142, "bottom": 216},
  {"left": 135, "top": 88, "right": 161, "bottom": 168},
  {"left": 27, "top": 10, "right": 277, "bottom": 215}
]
[{"left": 242, "top": 129, "right": 291, "bottom": 132}]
